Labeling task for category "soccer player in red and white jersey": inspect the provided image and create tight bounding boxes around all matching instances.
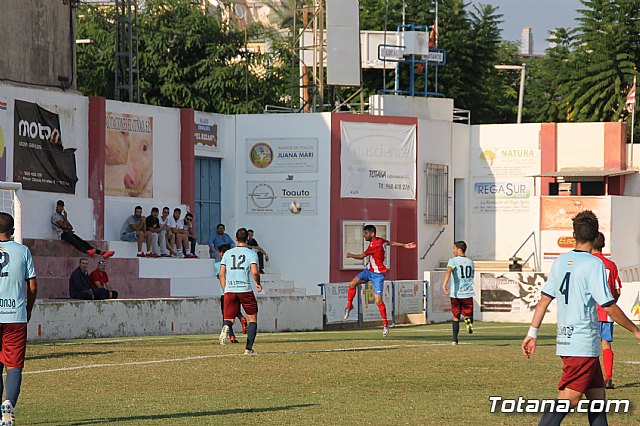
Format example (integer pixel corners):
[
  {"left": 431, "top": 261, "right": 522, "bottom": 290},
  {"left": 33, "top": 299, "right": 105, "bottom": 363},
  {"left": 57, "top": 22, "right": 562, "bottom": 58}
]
[
  {"left": 343, "top": 225, "right": 416, "bottom": 337},
  {"left": 592, "top": 232, "right": 622, "bottom": 389}
]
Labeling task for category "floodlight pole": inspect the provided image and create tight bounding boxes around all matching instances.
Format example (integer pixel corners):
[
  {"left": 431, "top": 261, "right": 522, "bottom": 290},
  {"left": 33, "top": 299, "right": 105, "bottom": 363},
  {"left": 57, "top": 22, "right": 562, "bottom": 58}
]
[{"left": 495, "top": 63, "right": 527, "bottom": 123}]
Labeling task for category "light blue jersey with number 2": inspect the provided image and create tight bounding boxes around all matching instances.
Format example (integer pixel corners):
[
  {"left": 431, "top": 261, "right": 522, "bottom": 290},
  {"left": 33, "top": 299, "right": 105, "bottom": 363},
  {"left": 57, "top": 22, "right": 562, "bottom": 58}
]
[
  {"left": 542, "top": 250, "right": 613, "bottom": 357},
  {"left": 447, "top": 256, "right": 475, "bottom": 298},
  {"left": 220, "top": 247, "right": 258, "bottom": 293},
  {"left": 0, "top": 241, "right": 36, "bottom": 323}
]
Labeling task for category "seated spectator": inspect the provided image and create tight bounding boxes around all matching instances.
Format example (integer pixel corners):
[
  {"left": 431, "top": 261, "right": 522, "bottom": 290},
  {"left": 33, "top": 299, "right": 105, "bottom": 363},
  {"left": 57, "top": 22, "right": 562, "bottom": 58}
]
[
  {"left": 120, "top": 206, "right": 152, "bottom": 257},
  {"left": 146, "top": 207, "right": 166, "bottom": 257},
  {"left": 89, "top": 260, "right": 119, "bottom": 299},
  {"left": 207, "top": 223, "right": 235, "bottom": 261},
  {"left": 176, "top": 212, "right": 197, "bottom": 258},
  {"left": 159, "top": 206, "right": 177, "bottom": 256},
  {"left": 247, "top": 229, "right": 269, "bottom": 274},
  {"left": 69, "top": 258, "right": 109, "bottom": 300},
  {"left": 169, "top": 208, "right": 187, "bottom": 257},
  {"left": 185, "top": 213, "right": 198, "bottom": 258},
  {"left": 52, "top": 200, "right": 114, "bottom": 259}
]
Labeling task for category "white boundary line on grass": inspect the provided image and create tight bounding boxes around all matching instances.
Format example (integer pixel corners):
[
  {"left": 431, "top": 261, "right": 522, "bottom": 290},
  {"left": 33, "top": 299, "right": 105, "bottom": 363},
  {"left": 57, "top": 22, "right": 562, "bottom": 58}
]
[{"left": 24, "top": 341, "right": 470, "bottom": 375}]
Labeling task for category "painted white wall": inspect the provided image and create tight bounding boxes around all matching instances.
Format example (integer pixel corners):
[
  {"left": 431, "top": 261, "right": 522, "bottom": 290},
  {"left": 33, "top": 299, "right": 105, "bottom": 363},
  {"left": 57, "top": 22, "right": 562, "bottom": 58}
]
[
  {"left": 28, "top": 296, "right": 324, "bottom": 340},
  {"left": 104, "top": 101, "right": 182, "bottom": 241},
  {"left": 468, "top": 123, "right": 542, "bottom": 261},
  {"left": 231, "top": 113, "right": 332, "bottom": 294},
  {"left": 611, "top": 196, "right": 640, "bottom": 269},
  {"left": 0, "top": 83, "right": 93, "bottom": 239},
  {"left": 557, "top": 122, "right": 604, "bottom": 170}
]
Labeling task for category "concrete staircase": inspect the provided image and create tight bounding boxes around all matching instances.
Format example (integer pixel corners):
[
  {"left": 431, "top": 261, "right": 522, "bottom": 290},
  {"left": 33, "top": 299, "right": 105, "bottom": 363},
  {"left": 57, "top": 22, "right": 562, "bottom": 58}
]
[{"left": 436, "top": 259, "right": 535, "bottom": 272}]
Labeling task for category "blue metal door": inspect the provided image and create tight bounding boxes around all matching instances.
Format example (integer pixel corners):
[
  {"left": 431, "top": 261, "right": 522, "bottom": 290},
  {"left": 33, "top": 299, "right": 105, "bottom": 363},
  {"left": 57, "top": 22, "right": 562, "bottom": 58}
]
[{"left": 195, "top": 157, "right": 221, "bottom": 245}]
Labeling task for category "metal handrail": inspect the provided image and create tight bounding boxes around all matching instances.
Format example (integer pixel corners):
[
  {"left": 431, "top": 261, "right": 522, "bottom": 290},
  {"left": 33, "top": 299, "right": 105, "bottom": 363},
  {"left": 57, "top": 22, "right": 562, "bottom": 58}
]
[
  {"left": 512, "top": 231, "right": 540, "bottom": 271},
  {"left": 421, "top": 227, "right": 445, "bottom": 260}
]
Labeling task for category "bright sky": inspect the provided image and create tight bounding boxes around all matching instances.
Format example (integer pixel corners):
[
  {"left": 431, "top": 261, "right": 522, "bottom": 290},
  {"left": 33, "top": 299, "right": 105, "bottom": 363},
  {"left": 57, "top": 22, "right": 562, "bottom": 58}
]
[{"left": 468, "top": 0, "right": 583, "bottom": 54}]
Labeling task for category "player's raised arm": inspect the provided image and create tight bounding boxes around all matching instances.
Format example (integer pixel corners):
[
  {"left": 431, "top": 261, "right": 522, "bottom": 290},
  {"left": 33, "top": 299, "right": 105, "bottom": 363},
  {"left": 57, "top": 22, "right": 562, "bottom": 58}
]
[
  {"left": 219, "top": 264, "right": 227, "bottom": 291},
  {"left": 346, "top": 251, "right": 367, "bottom": 260},
  {"left": 389, "top": 241, "right": 416, "bottom": 249},
  {"left": 26, "top": 278, "right": 37, "bottom": 323},
  {"left": 521, "top": 293, "right": 554, "bottom": 359}
]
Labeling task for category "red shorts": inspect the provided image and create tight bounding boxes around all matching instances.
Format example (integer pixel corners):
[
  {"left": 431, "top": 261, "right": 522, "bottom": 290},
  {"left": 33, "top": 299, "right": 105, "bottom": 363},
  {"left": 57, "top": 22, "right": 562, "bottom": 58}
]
[
  {"left": 450, "top": 297, "right": 473, "bottom": 318},
  {"left": 0, "top": 323, "right": 27, "bottom": 369},
  {"left": 224, "top": 292, "right": 258, "bottom": 319},
  {"left": 558, "top": 356, "right": 605, "bottom": 393}
]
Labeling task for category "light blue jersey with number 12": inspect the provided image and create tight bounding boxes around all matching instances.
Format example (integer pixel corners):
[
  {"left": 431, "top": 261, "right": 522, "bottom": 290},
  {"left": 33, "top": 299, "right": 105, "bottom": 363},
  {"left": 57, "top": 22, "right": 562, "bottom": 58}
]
[
  {"left": 220, "top": 247, "right": 258, "bottom": 293},
  {"left": 541, "top": 250, "right": 613, "bottom": 357},
  {"left": 0, "top": 241, "right": 36, "bottom": 323},
  {"left": 447, "top": 256, "right": 475, "bottom": 298}
]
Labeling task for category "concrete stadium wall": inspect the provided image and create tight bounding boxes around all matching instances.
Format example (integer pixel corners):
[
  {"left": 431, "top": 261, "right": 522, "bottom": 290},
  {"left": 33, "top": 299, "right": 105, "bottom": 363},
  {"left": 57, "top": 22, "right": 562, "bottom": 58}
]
[
  {"left": 104, "top": 100, "right": 183, "bottom": 241},
  {"left": 0, "top": 83, "right": 93, "bottom": 240},
  {"left": 28, "top": 296, "right": 323, "bottom": 341},
  {"left": 0, "top": 1, "right": 75, "bottom": 89},
  {"left": 557, "top": 123, "right": 605, "bottom": 170},
  {"left": 611, "top": 196, "right": 640, "bottom": 269}
]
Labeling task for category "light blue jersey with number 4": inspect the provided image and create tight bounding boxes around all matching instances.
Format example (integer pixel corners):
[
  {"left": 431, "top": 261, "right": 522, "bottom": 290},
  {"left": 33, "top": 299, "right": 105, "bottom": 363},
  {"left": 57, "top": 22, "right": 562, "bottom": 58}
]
[
  {"left": 542, "top": 250, "right": 613, "bottom": 357},
  {"left": 0, "top": 241, "right": 36, "bottom": 323},
  {"left": 220, "top": 247, "right": 258, "bottom": 293},
  {"left": 447, "top": 256, "right": 475, "bottom": 298}
]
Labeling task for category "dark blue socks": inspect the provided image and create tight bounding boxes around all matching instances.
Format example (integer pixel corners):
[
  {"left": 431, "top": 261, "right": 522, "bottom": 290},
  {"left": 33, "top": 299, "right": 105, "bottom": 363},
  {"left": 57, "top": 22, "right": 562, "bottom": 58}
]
[
  {"left": 5, "top": 368, "right": 22, "bottom": 406},
  {"left": 246, "top": 322, "right": 257, "bottom": 350}
]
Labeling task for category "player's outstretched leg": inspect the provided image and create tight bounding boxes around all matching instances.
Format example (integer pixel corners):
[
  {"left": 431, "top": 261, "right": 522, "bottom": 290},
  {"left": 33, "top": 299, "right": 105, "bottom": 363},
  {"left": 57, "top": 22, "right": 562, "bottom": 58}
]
[
  {"left": 343, "top": 278, "right": 361, "bottom": 320},
  {"left": 375, "top": 295, "right": 389, "bottom": 337}
]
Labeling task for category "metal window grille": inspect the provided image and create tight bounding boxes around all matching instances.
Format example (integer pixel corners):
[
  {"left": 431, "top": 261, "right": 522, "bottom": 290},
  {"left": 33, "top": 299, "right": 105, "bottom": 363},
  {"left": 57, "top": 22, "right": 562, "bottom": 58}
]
[{"left": 425, "top": 163, "right": 448, "bottom": 224}]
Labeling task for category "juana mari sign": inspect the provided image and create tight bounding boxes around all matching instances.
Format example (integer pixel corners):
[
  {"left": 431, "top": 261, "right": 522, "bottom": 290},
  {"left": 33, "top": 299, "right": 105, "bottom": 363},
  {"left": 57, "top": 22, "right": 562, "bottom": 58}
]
[{"left": 340, "top": 121, "right": 416, "bottom": 200}]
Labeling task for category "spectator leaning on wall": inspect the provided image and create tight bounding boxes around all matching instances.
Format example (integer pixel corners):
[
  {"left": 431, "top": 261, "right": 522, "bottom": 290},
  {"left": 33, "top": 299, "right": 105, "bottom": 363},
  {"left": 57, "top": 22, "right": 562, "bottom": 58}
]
[{"left": 52, "top": 200, "right": 114, "bottom": 259}]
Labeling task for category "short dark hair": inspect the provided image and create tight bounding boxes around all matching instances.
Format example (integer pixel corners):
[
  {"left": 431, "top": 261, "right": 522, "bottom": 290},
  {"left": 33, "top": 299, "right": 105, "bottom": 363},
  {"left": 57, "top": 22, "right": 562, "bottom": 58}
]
[
  {"left": 593, "top": 232, "right": 606, "bottom": 251},
  {"left": 218, "top": 244, "right": 231, "bottom": 256},
  {"left": 135, "top": 205, "right": 142, "bottom": 211},
  {"left": 454, "top": 241, "right": 467, "bottom": 253},
  {"left": 247, "top": 229, "right": 254, "bottom": 234},
  {"left": 56, "top": 200, "right": 65, "bottom": 206},
  {"left": 236, "top": 227, "right": 248, "bottom": 243},
  {"left": 363, "top": 224, "right": 376, "bottom": 234},
  {"left": 572, "top": 210, "right": 599, "bottom": 243},
  {"left": 217, "top": 223, "right": 225, "bottom": 229},
  {"left": 151, "top": 207, "right": 159, "bottom": 213},
  {"left": 0, "top": 213, "right": 14, "bottom": 234},
  {"left": 174, "top": 208, "right": 181, "bottom": 214},
  {"left": 163, "top": 206, "right": 170, "bottom": 212},
  {"left": 79, "top": 257, "right": 88, "bottom": 264}
]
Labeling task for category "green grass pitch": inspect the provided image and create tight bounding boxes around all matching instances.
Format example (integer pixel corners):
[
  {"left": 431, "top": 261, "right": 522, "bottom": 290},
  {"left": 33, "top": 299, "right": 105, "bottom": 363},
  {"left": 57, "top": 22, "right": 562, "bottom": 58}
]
[{"left": 18, "top": 323, "right": 640, "bottom": 425}]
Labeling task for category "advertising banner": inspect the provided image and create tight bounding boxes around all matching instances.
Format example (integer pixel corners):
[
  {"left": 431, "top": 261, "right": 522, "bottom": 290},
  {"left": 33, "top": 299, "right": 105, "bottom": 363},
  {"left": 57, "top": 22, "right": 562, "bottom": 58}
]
[
  {"left": 361, "top": 281, "right": 393, "bottom": 322},
  {"left": 476, "top": 146, "right": 540, "bottom": 177},
  {"left": 247, "top": 180, "right": 317, "bottom": 215},
  {"left": 105, "top": 112, "right": 153, "bottom": 198},
  {"left": 340, "top": 121, "right": 416, "bottom": 199},
  {"left": 395, "top": 280, "right": 424, "bottom": 314},
  {"left": 13, "top": 100, "right": 78, "bottom": 193},
  {"left": 0, "top": 99, "right": 7, "bottom": 180},
  {"left": 194, "top": 112, "right": 220, "bottom": 157},
  {"left": 325, "top": 283, "right": 358, "bottom": 324},
  {"left": 472, "top": 179, "right": 532, "bottom": 214},
  {"left": 480, "top": 273, "right": 547, "bottom": 313},
  {"left": 247, "top": 138, "right": 318, "bottom": 174}
]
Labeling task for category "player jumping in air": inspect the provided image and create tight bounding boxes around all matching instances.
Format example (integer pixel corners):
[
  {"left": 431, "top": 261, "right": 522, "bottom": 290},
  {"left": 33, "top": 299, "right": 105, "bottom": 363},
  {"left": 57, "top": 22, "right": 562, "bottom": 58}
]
[
  {"left": 219, "top": 228, "right": 262, "bottom": 355},
  {"left": 214, "top": 244, "right": 248, "bottom": 344},
  {"left": 522, "top": 211, "right": 640, "bottom": 425},
  {"left": 343, "top": 225, "right": 416, "bottom": 337},
  {"left": 0, "top": 212, "right": 38, "bottom": 426},
  {"left": 591, "top": 232, "right": 622, "bottom": 390},
  {"left": 442, "top": 241, "right": 475, "bottom": 345}
]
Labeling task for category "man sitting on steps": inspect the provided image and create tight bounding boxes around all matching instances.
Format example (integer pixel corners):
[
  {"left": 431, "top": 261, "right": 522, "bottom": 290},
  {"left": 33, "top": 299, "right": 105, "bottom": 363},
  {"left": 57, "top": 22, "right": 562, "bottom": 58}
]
[{"left": 52, "top": 200, "right": 114, "bottom": 260}]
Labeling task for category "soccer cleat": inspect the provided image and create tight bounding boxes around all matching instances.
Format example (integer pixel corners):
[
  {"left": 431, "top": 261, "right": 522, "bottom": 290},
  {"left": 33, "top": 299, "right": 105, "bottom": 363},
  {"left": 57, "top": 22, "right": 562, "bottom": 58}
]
[
  {"left": 343, "top": 305, "right": 354, "bottom": 321},
  {"left": 1, "top": 399, "right": 14, "bottom": 426},
  {"left": 219, "top": 325, "right": 229, "bottom": 346},
  {"left": 605, "top": 380, "right": 615, "bottom": 389},
  {"left": 465, "top": 318, "right": 474, "bottom": 334},
  {"left": 244, "top": 349, "right": 257, "bottom": 356},
  {"left": 451, "top": 341, "right": 459, "bottom": 345},
  {"left": 382, "top": 325, "right": 390, "bottom": 337},
  {"left": 230, "top": 335, "right": 239, "bottom": 344},
  {"left": 102, "top": 250, "right": 115, "bottom": 259},
  {"left": 240, "top": 316, "right": 248, "bottom": 334},
  {"left": 87, "top": 248, "right": 96, "bottom": 258}
]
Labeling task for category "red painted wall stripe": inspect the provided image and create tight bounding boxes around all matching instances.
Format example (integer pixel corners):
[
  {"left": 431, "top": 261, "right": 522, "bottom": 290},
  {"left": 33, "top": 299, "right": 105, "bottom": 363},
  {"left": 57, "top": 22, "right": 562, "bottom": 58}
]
[
  {"left": 540, "top": 123, "right": 558, "bottom": 196},
  {"left": 604, "top": 122, "right": 626, "bottom": 170},
  {"left": 180, "top": 109, "right": 195, "bottom": 212},
  {"left": 329, "top": 113, "right": 418, "bottom": 283},
  {"left": 88, "top": 97, "right": 106, "bottom": 240}
]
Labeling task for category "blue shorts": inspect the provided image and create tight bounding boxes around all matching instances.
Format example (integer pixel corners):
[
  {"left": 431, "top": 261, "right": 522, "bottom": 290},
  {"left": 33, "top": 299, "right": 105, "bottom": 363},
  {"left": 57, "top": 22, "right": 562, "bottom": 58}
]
[
  {"left": 356, "top": 269, "right": 385, "bottom": 295},
  {"left": 600, "top": 322, "right": 614, "bottom": 342},
  {"left": 121, "top": 231, "right": 137, "bottom": 242}
]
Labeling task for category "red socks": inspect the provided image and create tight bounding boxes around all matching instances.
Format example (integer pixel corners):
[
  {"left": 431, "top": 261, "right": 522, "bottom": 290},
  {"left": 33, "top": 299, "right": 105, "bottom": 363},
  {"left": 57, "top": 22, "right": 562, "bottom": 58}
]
[
  {"left": 603, "top": 348, "right": 614, "bottom": 381},
  {"left": 377, "top": 302, "right": 388, "bottom": 326},
  {"left": 346, "top": 286, "right": 357, "bottom": 309}
]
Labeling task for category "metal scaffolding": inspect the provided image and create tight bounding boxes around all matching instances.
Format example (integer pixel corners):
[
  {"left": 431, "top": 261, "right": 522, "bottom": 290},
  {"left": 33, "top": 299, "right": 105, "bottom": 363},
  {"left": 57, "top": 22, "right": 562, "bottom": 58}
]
[{"left": 114, "top": 0, "right": 140, "bottom": 102}]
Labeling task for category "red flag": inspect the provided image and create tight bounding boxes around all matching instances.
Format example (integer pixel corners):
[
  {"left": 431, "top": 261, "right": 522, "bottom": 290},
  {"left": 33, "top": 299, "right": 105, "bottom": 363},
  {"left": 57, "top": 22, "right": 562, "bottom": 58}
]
[
  {"left": 429, "top": 20, "right": 437, "bottom": 48},
  {"left": 626, "top": 75, "right": 636, "bottom": 113}
]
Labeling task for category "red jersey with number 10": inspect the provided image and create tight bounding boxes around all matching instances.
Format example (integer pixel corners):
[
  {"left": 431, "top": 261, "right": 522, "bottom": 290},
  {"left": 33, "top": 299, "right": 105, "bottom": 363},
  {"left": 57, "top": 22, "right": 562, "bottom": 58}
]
[
  {"left": 593, "top": 252, "right": 621, "bottom": 322},
  {"left": 365, "top": 237, "right": 389, "bottom": 274}
]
